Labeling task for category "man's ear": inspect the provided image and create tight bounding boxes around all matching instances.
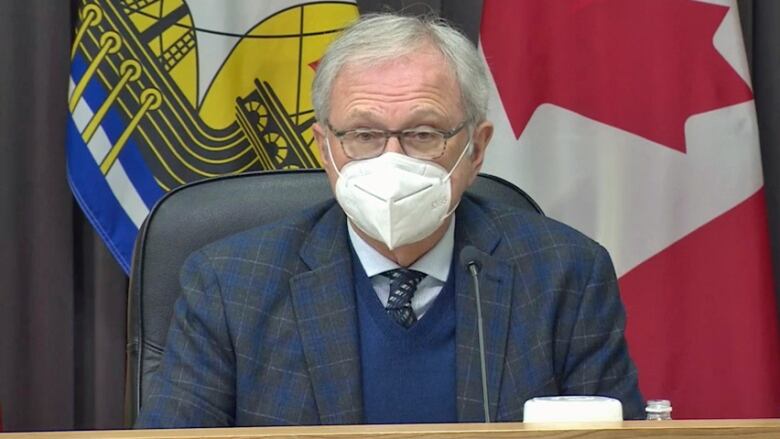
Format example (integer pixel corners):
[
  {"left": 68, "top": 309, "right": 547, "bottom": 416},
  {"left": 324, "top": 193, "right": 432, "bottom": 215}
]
[
  {"left": 470, "top": 120, "right": 494, "bottom": 173},
  {"left": 313, "top": 122, "right": 330, "bottom": 166},
  {"left": 313, "top": 122, "right": 339, "bottom": 189}
]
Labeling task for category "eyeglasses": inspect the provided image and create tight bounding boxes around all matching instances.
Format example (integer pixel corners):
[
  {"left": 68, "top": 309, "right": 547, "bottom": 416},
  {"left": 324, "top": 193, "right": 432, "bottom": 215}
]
[{"left": 327, "top": 121, "right": 469, "bottom": 160}]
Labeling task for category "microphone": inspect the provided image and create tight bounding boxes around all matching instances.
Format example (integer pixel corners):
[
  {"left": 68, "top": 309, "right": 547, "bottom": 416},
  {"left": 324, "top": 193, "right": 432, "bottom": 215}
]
[{"left": 460, "top": 246, "right": 490, "bottom": 423}]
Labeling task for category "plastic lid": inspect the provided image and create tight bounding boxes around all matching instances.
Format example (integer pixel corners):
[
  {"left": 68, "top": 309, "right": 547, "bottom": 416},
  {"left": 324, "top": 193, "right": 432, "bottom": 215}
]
[{"left": 645, "top": 399, "right": 673, "bottom": 413}]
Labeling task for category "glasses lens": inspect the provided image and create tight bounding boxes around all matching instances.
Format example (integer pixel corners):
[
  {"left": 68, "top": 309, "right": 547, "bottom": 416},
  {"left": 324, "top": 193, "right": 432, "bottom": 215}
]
[
  {"left": 402, "top": 130, "right": 446, "bottom": 159},
  {"left": 341, "top": 130, "right": 386, "bottom": 159}
]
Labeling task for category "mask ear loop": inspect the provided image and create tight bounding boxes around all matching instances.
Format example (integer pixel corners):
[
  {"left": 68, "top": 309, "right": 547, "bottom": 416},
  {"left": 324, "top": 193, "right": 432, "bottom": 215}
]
[
  {"left": 325, "top": 135, "right": 346, "bottom": 180},
  {"left": 442, "top": 127, "right": 475, "bottom": 217},
  {"left": 445, "top": 138, "right": 473, "bottom": 180}
]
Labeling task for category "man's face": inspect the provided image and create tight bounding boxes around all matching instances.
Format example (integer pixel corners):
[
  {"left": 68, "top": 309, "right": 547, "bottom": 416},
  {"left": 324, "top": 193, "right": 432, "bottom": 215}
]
[{"left": 313, "top": 44, "right": 493, "bottom": 213}]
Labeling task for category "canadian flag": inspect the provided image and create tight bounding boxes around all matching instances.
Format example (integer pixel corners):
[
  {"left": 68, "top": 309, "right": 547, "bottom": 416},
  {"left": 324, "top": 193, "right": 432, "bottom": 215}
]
[{"left": 480, "top": 0, "right": 780, "bottom": 418}]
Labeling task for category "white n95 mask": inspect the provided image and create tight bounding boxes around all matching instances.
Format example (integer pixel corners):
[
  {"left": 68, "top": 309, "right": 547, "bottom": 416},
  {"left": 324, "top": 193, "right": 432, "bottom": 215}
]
[{"left": 329, "top": 139, "right": 472, "bottom": 250}]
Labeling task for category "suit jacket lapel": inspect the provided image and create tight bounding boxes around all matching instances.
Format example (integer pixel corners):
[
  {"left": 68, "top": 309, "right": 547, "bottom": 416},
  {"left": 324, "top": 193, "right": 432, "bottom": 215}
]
[
  {"left": 290, "top": 203, "right": 363, "bottom": 424},
  {"left": 454, "top": 197, "right": 514, "bottom": 422}
]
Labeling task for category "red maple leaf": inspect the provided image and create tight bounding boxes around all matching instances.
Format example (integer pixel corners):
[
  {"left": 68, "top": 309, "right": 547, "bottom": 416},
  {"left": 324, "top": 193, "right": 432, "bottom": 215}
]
[{"left": 480, "top": 0, "right": 753, "bottom": 152}]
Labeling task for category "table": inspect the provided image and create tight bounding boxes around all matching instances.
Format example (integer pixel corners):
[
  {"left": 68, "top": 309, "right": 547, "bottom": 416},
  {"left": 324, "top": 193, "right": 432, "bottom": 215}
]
[{"left": 2, "top": 419, "right": 780, "bottom": 438}]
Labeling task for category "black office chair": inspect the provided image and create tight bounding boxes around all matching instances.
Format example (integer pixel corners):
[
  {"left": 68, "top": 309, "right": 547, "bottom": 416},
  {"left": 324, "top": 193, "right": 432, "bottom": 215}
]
[{"left": 124, "top": 168, "right": 542, "bottom": 425}]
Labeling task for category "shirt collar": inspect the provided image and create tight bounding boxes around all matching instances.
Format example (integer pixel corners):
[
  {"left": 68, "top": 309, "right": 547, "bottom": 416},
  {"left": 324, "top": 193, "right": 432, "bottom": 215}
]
[{"left": 347, "top": 218, "right": 454, "bottom": 283}]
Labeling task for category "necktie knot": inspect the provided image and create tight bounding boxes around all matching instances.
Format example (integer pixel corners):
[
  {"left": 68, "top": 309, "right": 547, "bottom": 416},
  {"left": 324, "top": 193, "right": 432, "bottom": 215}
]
[{"left": 382, "top": 268, "right": 426, "bottom": 328}]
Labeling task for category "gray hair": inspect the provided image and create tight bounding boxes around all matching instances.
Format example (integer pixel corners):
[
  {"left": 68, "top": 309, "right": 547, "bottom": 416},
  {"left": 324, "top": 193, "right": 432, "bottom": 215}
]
[{"left": 311, "top": 13, "right": 490, "bottom": 124}]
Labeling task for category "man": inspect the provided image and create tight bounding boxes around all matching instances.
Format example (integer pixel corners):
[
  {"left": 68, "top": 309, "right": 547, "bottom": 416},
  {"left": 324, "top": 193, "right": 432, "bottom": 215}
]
[{"left": 136, "top": 13, "right": 644, "bottom": 428}]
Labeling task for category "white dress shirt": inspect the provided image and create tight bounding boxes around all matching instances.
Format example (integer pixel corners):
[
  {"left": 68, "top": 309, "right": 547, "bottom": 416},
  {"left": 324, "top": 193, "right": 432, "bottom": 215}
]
[{"left": 347, "top": 218, "right": 454, "bottom": 319}]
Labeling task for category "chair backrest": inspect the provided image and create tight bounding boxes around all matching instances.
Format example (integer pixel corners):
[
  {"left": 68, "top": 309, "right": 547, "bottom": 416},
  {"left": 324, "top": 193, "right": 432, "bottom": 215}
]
[{"left": 124, "top": 169, "right": 542, "bottom": 425}]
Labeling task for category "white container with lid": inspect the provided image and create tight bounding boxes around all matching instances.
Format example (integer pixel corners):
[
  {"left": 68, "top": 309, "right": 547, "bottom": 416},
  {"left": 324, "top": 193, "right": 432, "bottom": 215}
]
[{"left": 523, "top": 396, "right": 623, "bottom": 422}]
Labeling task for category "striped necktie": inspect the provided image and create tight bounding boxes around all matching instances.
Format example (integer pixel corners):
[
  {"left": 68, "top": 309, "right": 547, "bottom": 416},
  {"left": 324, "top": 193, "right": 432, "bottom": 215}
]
[{"left": 383, "top": 268, "right": 427, "bottom": 328}]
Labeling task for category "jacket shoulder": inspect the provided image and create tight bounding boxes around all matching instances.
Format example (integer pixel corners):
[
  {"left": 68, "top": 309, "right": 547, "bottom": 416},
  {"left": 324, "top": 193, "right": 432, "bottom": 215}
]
[
  {"left": 187, "top": 199, "right": 338, "bottom": 274},
  {"left": 469, "top": 195, "right": 603, "bottom": 256}
]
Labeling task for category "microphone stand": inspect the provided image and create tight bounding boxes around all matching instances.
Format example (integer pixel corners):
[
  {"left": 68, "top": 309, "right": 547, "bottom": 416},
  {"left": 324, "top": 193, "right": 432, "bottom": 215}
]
[{"left": 466, "top": 259, "right": 491, "bottom": 423}]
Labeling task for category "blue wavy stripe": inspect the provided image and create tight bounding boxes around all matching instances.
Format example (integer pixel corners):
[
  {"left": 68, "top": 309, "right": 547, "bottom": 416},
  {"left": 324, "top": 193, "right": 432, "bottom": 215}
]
[
  {"left": 71, "top": 53, "right": 88, "bottom": 83},
  {"left": 66, "top": 117, "right": 136, "bottom": 273}
]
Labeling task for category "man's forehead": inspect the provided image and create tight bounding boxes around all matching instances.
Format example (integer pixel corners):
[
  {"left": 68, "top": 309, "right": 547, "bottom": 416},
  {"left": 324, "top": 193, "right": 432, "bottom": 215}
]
[
  {"left": 336, "top": 43, "right": 453, "bottom": 81},
  {"left": 329, "top": 54, "right": 463, "bottom": 124}
]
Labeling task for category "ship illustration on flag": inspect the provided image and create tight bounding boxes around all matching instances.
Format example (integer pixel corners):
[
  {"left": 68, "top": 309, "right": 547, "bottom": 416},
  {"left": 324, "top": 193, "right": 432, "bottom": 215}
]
[{"left": 66, "top": 0, "right": 358, "bottom": 271}]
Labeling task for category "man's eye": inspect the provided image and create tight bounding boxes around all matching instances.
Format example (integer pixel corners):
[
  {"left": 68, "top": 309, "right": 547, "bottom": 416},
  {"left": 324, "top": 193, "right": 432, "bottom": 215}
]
[
  {"left": 350, "top": 131, "right": 382, "bottom": 142},
  {"left": 405, "top": 131, "right": 439, "bottom": 142}
]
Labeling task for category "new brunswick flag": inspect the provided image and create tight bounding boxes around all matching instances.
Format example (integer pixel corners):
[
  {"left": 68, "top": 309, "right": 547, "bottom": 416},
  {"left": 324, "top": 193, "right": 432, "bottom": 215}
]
[{"left": 66, "top": 0, "right": 357, "bottom": 272}]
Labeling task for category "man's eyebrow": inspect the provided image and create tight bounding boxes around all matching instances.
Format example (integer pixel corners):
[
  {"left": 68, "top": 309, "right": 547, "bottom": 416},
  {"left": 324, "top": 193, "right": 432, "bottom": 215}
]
[
  {"left": 407, "top": 108, "right": 446, "bottom": 119},
  {"left": 341, "top": 110, "right": 383, "bottom": 126},
  {"left": 406, "top": 108, "right": 452, "bottom": 126},
  {"left": 340, "top": 108, "right": 452, "bottom": 128}
]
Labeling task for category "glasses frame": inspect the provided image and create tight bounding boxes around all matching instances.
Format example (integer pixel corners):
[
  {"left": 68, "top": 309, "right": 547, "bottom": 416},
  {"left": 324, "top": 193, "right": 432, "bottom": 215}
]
[{"left": 326, "top": 120, "right": 469, "bottom": 160}]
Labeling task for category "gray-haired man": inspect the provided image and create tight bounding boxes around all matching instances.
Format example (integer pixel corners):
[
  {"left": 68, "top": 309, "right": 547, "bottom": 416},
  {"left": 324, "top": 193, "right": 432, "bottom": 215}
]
[{"left": 137, "top": 13, "right": 643, "bottom": 428}]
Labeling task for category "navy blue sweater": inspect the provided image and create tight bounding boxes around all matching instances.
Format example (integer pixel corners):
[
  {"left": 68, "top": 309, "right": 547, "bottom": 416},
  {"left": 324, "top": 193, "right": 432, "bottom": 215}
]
[{"left": 353, "top": 255, "right": 457, "bottom": 424}]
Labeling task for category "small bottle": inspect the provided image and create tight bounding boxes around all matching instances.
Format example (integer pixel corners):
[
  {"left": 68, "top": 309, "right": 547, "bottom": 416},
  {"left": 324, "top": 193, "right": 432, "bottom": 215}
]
[{"left": 645, "top": 399, "right": 672, "bottom": 420}]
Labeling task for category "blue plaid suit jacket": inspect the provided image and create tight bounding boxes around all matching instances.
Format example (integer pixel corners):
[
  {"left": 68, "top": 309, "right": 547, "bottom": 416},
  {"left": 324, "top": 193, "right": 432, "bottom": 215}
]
[{"left": 136, "top": 195, "right": 644, "bottom": 428}]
